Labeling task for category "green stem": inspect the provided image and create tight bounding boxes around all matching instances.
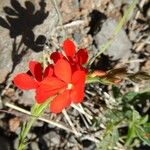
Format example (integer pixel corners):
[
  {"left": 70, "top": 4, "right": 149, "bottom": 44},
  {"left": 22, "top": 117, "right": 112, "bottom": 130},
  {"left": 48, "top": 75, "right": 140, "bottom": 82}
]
[
  {"left": 17, "top": 99, "right": 51, "bottom": 150},
  {"left": 86, "top": 75, "right": 115, "bottom": 85},
  {"left": 17, "top": 117, "right": 37, "bottom": 150}
]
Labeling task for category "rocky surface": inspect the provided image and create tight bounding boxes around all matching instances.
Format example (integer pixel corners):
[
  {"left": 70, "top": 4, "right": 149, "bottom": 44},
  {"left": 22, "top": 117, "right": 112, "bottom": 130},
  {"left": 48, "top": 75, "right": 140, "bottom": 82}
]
[
  {"left": 94, "top": 18, "right": 132, "bottom": 60},
  {"left": 0, "top": 0, "right": 150, "bottom": 150},
  {"left": 0, "top": 0, "right": 58, "bottom": 84}
]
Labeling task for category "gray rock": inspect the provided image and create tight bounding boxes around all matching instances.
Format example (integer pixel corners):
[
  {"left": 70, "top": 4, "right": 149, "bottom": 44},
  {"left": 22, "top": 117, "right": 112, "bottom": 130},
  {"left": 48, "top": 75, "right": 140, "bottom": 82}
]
[
  {"left": 94, "top": 18, "right": 132, "bottom": 60},
  {"left": 30, "top": 142, "right": 40, "bottom": 150},
  {"left": 112, "top": 0, "right": 133, "bottom": 7},
  {"left": 43, "top": 131, "right": 61, "bottom": 146},
  {"left": 129, "top": 30, "right": 139, "bottom": 41},
  {"left": 21, "top": 90, "right": 35, "bottom": 106},
  {"left": 0, "top": 0, "right": 58, "bottom": 83}
]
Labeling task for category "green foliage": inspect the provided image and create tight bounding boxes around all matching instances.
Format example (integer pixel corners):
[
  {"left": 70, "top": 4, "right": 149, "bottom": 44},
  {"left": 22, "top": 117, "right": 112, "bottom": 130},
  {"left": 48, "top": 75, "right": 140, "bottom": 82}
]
[
  {"left": 96, "top": 86, "right": 150, "bottom": 150},
  {"left": 98, "top": 127, "right": 119, "bottom": 150}
]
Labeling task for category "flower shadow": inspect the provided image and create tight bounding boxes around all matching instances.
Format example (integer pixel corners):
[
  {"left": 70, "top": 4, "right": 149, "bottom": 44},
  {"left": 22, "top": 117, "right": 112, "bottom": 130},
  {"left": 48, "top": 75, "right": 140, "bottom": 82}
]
[
  {"left": 0, "top": 0, "right": 49, "bottom": 84},
  {"left": 0, "top": 0, "right": 49, "bottom": 52}
]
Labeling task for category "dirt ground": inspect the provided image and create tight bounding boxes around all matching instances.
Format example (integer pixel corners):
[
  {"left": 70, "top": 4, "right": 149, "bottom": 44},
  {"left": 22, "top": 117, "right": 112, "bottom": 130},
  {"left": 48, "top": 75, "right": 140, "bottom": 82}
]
[{"left": 0, "top": 0, "right": 150, "bottom": 150}]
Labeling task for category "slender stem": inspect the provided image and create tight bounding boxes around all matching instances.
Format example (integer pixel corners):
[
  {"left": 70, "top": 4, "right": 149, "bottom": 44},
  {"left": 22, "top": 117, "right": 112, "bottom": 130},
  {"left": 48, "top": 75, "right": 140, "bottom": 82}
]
[
  {"left": 17, "top": 100, "right": 51, "bottom": 150},
  {"left": 5, "top": 102, "right": 75, "bottom": 134},
  {"left": 17, "top": 116, "right": 37, "bottom": 150}
]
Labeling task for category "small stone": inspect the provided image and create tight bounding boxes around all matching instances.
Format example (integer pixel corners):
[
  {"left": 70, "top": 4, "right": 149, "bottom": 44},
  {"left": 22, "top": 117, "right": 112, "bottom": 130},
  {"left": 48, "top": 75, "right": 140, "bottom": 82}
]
[
  {"left": 30, "top": 141, "right": 40, "bottom": 150},
  {"left": 94, "top": 18, "right": 132, "bottom": 60},
  {"left": 20, "top": 90, "right": 35, "bottom": 106},
  {"left": 9, "top": 117, "right": 20, "bottom": 132},
  {"left": 129, "top": 30, "right": 139, "bottom": 41},
  {"left": 43, "top": 131, "right": 61, "bottom": 146}
]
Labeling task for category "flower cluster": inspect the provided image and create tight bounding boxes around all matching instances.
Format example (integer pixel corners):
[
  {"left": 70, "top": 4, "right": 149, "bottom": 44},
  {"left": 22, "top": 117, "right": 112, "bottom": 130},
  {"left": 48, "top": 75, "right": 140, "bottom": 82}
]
[{"left": 13, "top": 39, "right": 88, "bottom": 113}]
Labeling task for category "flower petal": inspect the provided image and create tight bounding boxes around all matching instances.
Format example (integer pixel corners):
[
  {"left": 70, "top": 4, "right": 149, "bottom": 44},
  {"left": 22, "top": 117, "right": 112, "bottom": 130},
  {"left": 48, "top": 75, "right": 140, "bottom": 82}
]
[
  {"left": 35, "top": 76, "right": 66, "bottom": 103},
  {"left": 63, "top": 39, "right": 76, "bottom": 58},
  {"left": 71, "top": 70, "right": 86, "bottom": 103},
  {"left": 36, "top": 76, "right": 66, "bottom": 104},
  {"left": 54, "top": 59, "right": 71, "bottom": 83},
  {"left": 35, "top": 87, "right": 59, "bottom": 103},
  {"left": 70, "top": 83, "right": 85, "bottom": 104},
  {"left": 29, "top": 61, "right": 43, "bottom": 82},
  {"left": 50, "top": 90, "right": 71, "bottom": 113},
  {"left": 43, "top": 64, "right": 53, "bottom": 78},
  {"left": 76, "top": 49, "right": 88, "bottom": 64},
  {"left": 72, "top": 70, "right": 86, "bottom": 84},
  {"left": 13, "top": 73, "right": 38, "bottom": 90},
  {"left": 40, "top": 77, "right": 66, "bottom": 91},
  {"left": 50, "top": 52, "right": 64, "bottom": 63}
]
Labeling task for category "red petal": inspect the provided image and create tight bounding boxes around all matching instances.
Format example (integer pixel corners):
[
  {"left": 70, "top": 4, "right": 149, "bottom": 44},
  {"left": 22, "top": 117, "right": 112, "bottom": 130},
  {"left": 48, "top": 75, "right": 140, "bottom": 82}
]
[
  {"left": 43, "top": 64, "right": 53, "bottom": 78},
  {"left": 63, "top": 39, "right": 76, "bottom": 58},
  {"left": 70, "top": 70, "right": 86, "bottom": 103},
  {"left": 36, "top": 76, "right": 66, "bottom": 103},
  {"left": 29, "top": 61, "right": 43, "bottom": 82},
  {"left": 13, "top": 73, "right": 38, "bottom": 90},
  {"left": 76, "top": 49, "right": 88, "bottom": 64},
  {"left": 35, "top": 87, "right": 59, "bottom": 103},
  {"left": 50, "top": 90, "right": 71, "bottom": 113},
  {"left": 40, "top": 77, "right": 66, "bottom": 91},
  {"left": 54, "top": 59, "right": 71, "bottom": 83},
  {"left": 50, "top": 52, "right": 64, "bottom": 63},
  {"left": 72, "top": 70, "right": 86, "bottom": 84},
  {"left": 70, "top": 83, "right": 85, "bottom": 104}
]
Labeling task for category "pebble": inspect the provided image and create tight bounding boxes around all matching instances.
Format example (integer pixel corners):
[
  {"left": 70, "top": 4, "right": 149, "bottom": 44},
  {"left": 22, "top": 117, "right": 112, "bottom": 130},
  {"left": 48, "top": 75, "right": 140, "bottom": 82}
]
[{"left": 94, "top": 18, "right": 132, "bottom": 60}]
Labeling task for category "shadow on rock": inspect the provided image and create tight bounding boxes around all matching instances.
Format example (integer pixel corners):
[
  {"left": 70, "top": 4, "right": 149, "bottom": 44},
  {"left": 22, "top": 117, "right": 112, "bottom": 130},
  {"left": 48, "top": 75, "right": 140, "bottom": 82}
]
[
  {"left": 0, "top": 0, "right": 49, "bottom": 86},
  {"left": 0, "top": 0, "right": 48, "bottom": 52}
]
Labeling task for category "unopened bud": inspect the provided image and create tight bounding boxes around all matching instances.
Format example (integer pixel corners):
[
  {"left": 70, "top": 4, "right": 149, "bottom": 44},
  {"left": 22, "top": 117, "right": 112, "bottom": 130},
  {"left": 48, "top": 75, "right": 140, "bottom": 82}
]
[{"left": 91, "top": 70, "right": 106, "bottom": 78}]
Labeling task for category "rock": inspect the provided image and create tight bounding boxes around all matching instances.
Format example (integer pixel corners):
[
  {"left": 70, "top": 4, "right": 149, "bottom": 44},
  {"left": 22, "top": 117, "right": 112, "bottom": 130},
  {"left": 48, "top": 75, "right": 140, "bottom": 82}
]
[
  {"left": 61, "top": 0, "right": 80, "bottom": 23},
  {"left": 129, "top": 30, "right": 139, "bottom": 41},
  {"left": 43, "top": 131, "right": 61, "bottom": 146},
  {"left": 0, "top": 0, "right": 58, "bottom": 84},
  {"left": 30, "top": 142, "right": 40, "bottom": 150},
  {"left": 20, "top": 90, "right": 35, "bottom": 106},
  {"left": 0, "top": 136, "right": 11, "bottom": 150},
  {"left": 112, "top": 0, "right": 122, "bottom": 7},
  {"left": 94, "top": 18, "right": 132, "bottom": 60}
]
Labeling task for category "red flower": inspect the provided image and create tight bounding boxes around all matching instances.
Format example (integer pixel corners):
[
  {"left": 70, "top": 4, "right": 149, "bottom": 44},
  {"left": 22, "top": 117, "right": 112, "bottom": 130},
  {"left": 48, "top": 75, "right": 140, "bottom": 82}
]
[
  {"left": 13, "top": 39, "right": 88, "bottom": 114},
  {"left": 36, "top": 59, "right": 86, "bottom": 113},
  {"left": 13, "top": 61, "right": 53, "bottom": 90},
  {"left": 50, "top": 39, "right": 88, "bottom": 66}
]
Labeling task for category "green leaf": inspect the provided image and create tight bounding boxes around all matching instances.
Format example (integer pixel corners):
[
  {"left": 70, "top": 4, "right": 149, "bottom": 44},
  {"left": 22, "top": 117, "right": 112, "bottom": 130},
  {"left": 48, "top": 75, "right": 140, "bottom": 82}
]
[
  {"left": 122, "top": 92, "right": 138, "bottom": 103},
  {"left": 135, "top": 125, "right": 150, "bottom": 146},
  {"left": 125, "top": 124, "right": 136, "bottom": 146},
  {"left": 111, "top": 128, "right": 119, "bottom": 147},
  {"left": 98, "top": 133, "right": 112, "bottom": 150},
  {"left": 122, "top": 91, "right": 150, "bottom": 106},
  {"left": 112, "top": 85, "right": 122, "bottom": 99},
  {"left": 132, "top": 109, "right": 141, "bottom": 122},
  {"left": 139, "top": 115, "right": 149, "bottom": 125},
  {"left": 98, "top": 127, "right": 119, "bottom": 150}
]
